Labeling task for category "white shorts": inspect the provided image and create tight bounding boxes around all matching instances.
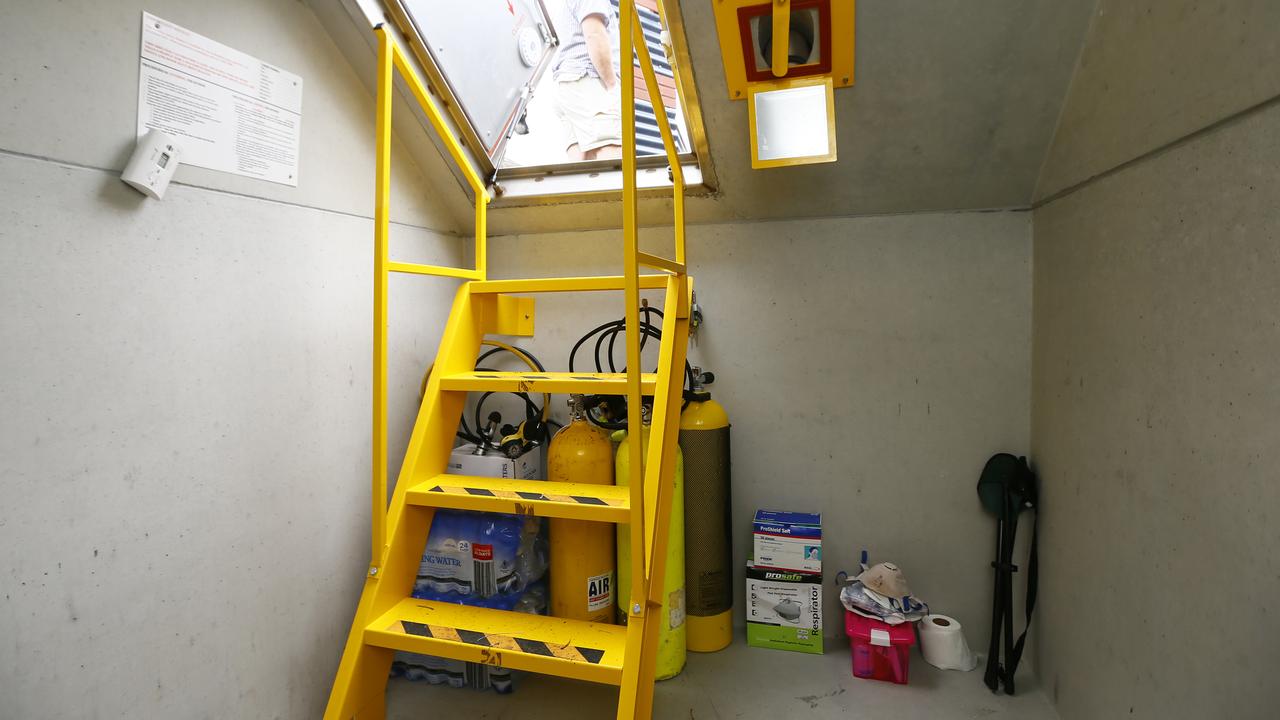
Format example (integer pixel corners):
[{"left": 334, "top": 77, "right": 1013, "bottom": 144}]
[{"left": 554, "top": 76, "right": 622, "bottom": 152}]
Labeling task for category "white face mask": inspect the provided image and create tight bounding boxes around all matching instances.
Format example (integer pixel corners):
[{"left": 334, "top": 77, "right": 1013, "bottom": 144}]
[{"left": 774, "top": 599, "right": 802, "bottom": 622}]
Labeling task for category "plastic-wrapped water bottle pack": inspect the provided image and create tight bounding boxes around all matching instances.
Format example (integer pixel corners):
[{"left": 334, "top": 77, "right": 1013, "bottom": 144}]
[
  {"left": 412, "top": 510, "right": 548, "bottom": 602},
  {"left": 392, "top": 510, "right": 549, "bottom": 693}
]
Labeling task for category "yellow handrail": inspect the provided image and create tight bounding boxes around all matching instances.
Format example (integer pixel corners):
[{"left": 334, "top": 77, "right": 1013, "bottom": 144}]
[
  {"left": 620, "top": 0, "right": 646, "bottom": 622},
  {"left": 629, "top": 3, "right": 686, "bottom": 266},
  {"left": 370, "top": 25, "right": 489, "bottom": 570},
  {"left": 621, "top": 0, "right": 689, "bottom": 593},
  {"left": 374, "top": 25, "right": 488, "bottom": 278}
]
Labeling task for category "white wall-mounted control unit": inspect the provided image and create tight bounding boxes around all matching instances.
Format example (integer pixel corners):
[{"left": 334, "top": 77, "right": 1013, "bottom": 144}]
[{"left": 121, "top": 129, "right": 182, "bottom": 199}]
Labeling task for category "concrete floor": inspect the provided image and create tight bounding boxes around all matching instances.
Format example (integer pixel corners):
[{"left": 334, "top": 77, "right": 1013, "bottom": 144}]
[{"left": 386, "top": 640, "right": 1058, "bottom": 719}]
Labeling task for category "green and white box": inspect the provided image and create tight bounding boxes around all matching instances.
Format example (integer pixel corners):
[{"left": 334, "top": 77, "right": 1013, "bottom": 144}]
[{"left": 745, "top": 565, "right": 823, "bottom": 654}]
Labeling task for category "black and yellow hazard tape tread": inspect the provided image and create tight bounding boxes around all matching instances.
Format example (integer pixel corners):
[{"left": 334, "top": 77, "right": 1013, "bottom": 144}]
[
  {"left": 428, "top": 485, "right": 626, "bottom": 507},
  {"left": 437, "top": 370, "right": 659, "bottom": 396},
  {"left": 405, "top": 474, "right": 631, "bottom": 524},
  {"left": 365, "top": 598, "right": 627, "bottom": 685},
  {"left": 399, "top": 621, "right": 607, "bottom": 665}
]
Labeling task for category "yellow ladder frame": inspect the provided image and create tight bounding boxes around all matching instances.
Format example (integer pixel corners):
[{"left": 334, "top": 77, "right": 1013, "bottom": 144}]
[
  {"left": 326, "top": 3, "right": 688, "bottom": 715},
  {"left": 367, "top": 25, "right": 488, "bottom": 579}
]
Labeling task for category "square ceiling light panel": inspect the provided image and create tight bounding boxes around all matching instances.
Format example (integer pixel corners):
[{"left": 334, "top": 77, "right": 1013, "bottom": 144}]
[{"left": 748, "top": 76, "right": 836, "bottom": 169}]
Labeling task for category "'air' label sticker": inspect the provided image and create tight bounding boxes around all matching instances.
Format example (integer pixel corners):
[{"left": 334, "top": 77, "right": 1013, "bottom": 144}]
[{"left": 587, "top": 571, "right": 613, "bottom": 612}]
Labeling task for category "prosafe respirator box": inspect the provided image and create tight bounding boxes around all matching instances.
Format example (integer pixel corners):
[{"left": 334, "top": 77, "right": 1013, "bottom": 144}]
[
  {"left": 745, "top": 564, "right": 823, "bottom": 654},
  {"left": 752, "top": 510, "right": 822, "bottom": 573}
]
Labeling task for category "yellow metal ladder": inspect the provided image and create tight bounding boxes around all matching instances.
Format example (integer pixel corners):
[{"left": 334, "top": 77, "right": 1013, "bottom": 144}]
[{"left": 324, "top": 3, "right": 690, "bottom": 717}]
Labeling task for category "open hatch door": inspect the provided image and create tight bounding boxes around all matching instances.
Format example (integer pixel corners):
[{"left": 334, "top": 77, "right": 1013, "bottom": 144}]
[{"left": 385, "top": 0, "right": 558, "bottom": 172}]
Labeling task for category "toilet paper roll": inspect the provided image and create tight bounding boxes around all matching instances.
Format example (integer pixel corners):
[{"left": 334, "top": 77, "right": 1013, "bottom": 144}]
[{"left": 917, "top": 614, "right": 977, "bottom": 671}]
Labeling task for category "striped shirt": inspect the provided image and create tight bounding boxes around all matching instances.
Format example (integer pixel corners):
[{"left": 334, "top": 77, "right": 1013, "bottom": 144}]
[{"left": 552, "top": 0, "right": 620, "bottom": 82}]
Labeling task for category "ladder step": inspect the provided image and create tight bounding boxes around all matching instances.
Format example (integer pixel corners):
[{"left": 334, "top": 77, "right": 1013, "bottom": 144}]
[
  {"left": 366, "top": 598, "right": 627, "bottom": 685},
  {"left": 406, "top": 475, "right": 631, "bottom": 522},
  {"left": 438, "top": 371, "right": 657, "bottom": 395},
  {"left": 469, "top": 275, "right": 669, "bottom": 294}
]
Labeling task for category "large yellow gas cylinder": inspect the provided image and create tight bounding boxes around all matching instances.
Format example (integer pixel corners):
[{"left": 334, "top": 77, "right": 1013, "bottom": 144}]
[
  {"left": 614, "top": 419, "right": 686, "bottom": 680},
  {"left": 680, "top": 370, "right": 733, "bottom": 652},
  {"left": 548, "top": 396, "right": 616, "bottom": 623}
]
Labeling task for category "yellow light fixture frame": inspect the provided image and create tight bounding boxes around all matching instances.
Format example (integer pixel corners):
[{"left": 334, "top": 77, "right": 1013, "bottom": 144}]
[
  {"left": 747, "top": 75, "right": 837, "bottom": 169},
  {"left": 713, "top": 0, "right": 856, "bottom": 101}
]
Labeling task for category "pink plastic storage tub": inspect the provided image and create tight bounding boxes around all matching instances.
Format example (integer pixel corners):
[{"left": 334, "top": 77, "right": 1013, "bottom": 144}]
[{"left": 844, "top": 610, "right": 916, "bottom": 684}]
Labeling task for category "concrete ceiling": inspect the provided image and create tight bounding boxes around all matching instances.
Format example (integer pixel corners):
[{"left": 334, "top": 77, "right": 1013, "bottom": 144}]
[{"left": 317, "top": 1, "right": 1100, "bottom": 234}]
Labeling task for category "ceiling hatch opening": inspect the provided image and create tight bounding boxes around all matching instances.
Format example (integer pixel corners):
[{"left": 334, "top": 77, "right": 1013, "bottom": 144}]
[{"left": 385, "top": 0, "right": 714, "bottom": 203}]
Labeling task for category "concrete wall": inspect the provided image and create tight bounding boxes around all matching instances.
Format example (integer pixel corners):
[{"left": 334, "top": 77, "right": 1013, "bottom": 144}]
[
  {"left": 486, "top": 210, "right": 1032, "bottom": 647},
  {"left": 1035, "top": 0, "right": 1280, "bottom": 200},
  {"left": 0, "top": 1, "right": 462, "bottom": 717},
  {"left": 1030, "top": 2, "right": 1280, "bottom": 717}
]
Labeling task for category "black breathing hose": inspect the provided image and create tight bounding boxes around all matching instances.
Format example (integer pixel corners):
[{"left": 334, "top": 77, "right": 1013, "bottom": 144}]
[
  {"left": 454, "top": 344, "right": 551, "bottom": 447},
  {"left": 567, "top": 304, "right": 695, "bottom": 430}
]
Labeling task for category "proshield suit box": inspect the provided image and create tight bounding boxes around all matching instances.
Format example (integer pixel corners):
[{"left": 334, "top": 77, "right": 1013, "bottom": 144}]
[{"left": 751, "top": 510, "right": 822, "bottom": 573}]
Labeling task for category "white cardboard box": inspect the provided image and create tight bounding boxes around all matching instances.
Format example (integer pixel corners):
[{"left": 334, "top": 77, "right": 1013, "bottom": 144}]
[
  {"left": 752, "top": 510, "right": 822, "bottom": 573},
  {"left": 448, "top": 443, "right": 541, "bottom": 480}
]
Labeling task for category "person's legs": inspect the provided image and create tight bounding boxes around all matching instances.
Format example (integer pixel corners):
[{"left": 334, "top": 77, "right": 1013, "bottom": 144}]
[
  {"left": 555, "top": 80, "right": 587, "bottom": 162},
  {"left": 584, "top": 143, "right": 621, "bottom": 160},
  {"left": 556, "top": 77, "right": 622, "bottom": 161}
]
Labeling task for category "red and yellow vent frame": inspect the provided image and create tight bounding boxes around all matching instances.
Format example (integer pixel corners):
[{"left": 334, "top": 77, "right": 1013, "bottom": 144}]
[{"left": 712, "top": 0, "right": 855, "bottom": 101}]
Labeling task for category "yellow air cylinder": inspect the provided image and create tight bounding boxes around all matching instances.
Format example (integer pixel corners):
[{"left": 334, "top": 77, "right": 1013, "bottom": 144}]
[
  {"left": 680, "top": 384, "right": 733, "bottom": 653},
  {"left": 614, "top": 421, "right": 686, "bottom": 680},
  {"left": 548, "top": 396, "right": 616, "bottom": 623}
]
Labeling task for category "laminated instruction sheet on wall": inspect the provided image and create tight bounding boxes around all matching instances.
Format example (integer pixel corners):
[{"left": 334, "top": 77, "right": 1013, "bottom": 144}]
[{"left": 137, "top": 12, "right": 302, "bottom": 186}]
